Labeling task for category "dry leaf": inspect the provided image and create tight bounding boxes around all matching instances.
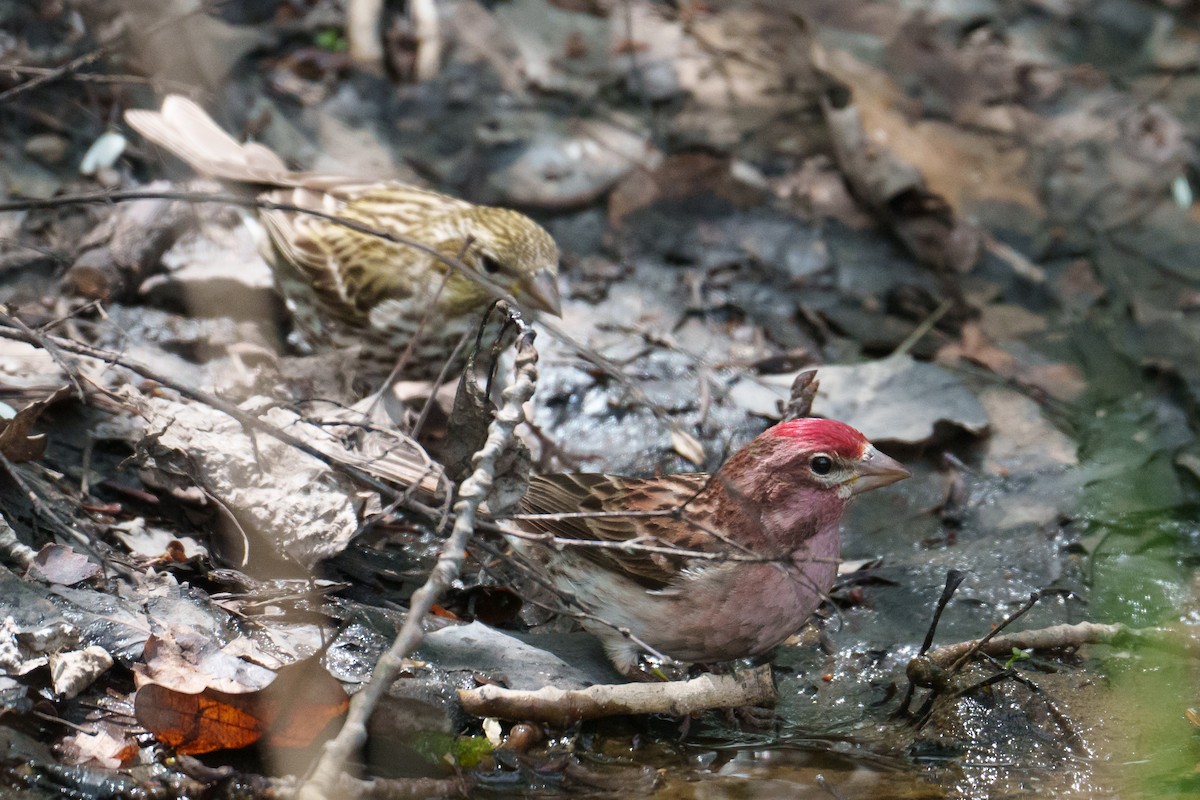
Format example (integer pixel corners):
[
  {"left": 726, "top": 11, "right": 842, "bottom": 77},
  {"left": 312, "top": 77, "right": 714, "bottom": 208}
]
[
  {"left": 0, "top": 387, "right": 69, "bottom": 463},
  {"left": 27, "top": 545, "right": 101, "bottom": 586},
  {"left": 134, "top": 628, "right": 276, "bottom": 695},
  {"left": 670, "top": 429, "right": 705, "bottom": 465},
  {"left": 59, "top": 728, "right": 139, "bottom": 769},
  {"left": 135, "top": 657, "right": 348, "bottom": 754}
]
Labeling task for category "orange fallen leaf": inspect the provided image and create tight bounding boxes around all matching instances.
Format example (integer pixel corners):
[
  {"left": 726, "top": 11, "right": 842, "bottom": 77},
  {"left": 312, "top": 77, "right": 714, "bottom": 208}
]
[
  {"left": 135, "top": 657, "right": 348, "bottom": 754},
  {"left": 136, "top": 684, "right": 263, "bottom": 753},
  {"left": 429, "top": 604, "right": 460, "bottom": 620}
]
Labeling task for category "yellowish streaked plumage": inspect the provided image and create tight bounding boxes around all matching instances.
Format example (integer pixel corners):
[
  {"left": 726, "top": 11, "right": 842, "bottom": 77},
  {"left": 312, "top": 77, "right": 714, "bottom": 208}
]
[{"left": 125, "top": 95, "right": 560, "bottom": 384}]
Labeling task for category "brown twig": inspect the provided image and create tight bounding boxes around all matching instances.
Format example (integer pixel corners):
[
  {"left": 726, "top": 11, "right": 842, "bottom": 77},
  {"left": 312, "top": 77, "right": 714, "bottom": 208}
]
[
  {"left": 924, "top": 620, "right": 1195, "bottom": 666},
  {"left": 0, "top": 451, "right": 89, "bottom": 551},
  {"left": 1, "top": 65, "right": 196, "bottom": 94},
  {"left": 458, "top": 664, "right": 776, "bottom": 726},
  {"left": 0, "top": 512, "right": 37, "bottom": 568},
  {"left": 299, "top": 328, "right": 540, "bottom": 800},
  {"left": 0, "top": 7, "right": 206, "bottom": 103},
  {"left": 1, "top": 312, "right": 86, "bottom": 402},
  {"left": 945, "top": 591, "right": 1041, "bottom": 674},
  {"left": 0, "top": 320, "right": 439, "bottom": 521},
  {"left": 0, "top": 49, "right": 110, "bottom": 104}
]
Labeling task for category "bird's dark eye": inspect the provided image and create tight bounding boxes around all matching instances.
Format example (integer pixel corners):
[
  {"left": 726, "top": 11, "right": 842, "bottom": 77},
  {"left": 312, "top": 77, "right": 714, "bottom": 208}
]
[
  {"left": 810, "top": 455, "right": 834, "bottom": 475},
  {"left": 481, "top": 255, "right": 503, "bottom": 274}
]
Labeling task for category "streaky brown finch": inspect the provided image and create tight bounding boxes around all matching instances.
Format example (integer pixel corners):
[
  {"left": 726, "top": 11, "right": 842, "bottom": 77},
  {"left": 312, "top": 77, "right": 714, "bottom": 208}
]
[
  {"left": 124, "top": 95, "right": 561, "bottom": 384},
  {"left": 509, "top": 418, "right": 909, "bottom": 676}
]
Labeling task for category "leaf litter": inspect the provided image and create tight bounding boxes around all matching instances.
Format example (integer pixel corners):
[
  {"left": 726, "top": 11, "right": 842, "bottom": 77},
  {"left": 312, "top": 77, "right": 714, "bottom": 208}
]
[{"left": 1, "top": 0, "right": 1199, "bottom": 798}]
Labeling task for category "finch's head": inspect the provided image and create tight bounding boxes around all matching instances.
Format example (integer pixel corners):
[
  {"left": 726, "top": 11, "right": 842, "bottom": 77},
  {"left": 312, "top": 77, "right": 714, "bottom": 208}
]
[
  {"left": 722, "top": 418, "right": 909, "bottom": 504},
  {"left": 757, "top": 418, "right": 910, "bottom": 496},
  {"left": 446, "top": 207, "right": 561, "bottom": 316},
  {"left": 706, "top": 417, "right": 909, "bottom": 543}
]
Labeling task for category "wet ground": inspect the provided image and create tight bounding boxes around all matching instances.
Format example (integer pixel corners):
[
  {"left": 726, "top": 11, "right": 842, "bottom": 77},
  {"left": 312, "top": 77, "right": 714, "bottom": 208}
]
[{"left": 2, "top": 0, "right": 1200, "bottom": 797}]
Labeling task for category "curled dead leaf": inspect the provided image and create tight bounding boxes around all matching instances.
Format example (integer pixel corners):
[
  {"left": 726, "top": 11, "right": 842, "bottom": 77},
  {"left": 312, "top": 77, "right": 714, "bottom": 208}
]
[
  {"left": 59, "top": 728, "right": 139, "bottom": 769},
  {"left": 670, "top": 429, "right": 705, "bottom": 465},
  {"left": 27, "top": 544, "right": 101, "bottom": 586},
  {"left": 135, "top": 657, "right": 348, "bottom": 754},
  {"left": 0, "top": 387, "right": 70, "bottom": 463}
]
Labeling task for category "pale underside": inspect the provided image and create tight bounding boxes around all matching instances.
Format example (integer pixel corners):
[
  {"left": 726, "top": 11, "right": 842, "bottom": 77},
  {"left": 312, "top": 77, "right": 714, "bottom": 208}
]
[{"left": 512, "top": 526, "right": 840, "bottom": 674}]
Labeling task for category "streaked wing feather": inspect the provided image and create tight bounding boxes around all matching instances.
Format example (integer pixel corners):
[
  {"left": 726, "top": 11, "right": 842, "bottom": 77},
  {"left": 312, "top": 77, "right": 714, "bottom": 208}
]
[
  {"left": 316, "top": 184, "right": 475, "bottom": 222},
  {"left": 258, "top": 206, "right": 369, "bottom": 325},
  {"left": 259, "top": 185, "right": 444, "bottom": 325},
  {"left": 519, "top": 473, "right": 717, "bottom": 589}
]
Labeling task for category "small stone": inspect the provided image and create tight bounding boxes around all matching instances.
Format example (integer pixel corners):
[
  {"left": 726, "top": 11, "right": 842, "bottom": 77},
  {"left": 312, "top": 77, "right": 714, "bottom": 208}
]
[
  {"left": 24, "top": 134, "right": 68, "bottom": 165},
  {"left": 79, "top": 131, "right": 126, "bottom": 177}
]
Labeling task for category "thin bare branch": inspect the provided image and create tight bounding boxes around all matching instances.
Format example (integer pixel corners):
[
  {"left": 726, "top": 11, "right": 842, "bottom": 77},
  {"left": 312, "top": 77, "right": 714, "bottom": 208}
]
[
  {"left": 459, "top": 664, "right": 776, "bottom": 725},
  {"left": 299, "top": 326, "right": 540, "bottom": 800},
  {"left": 0, "top": 321, "right": 442, "bottom": 522}
]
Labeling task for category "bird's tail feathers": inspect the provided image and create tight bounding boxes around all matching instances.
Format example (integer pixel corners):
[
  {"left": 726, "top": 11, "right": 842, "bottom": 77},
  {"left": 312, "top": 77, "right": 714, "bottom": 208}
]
[{"left": 124, "top": 94, "right": 289, "bottom": 184}]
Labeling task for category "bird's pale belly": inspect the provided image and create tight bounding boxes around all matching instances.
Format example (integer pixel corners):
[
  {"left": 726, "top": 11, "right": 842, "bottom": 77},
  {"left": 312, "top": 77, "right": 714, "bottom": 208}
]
[
  {"left": 556, "top": 527, "right": 841, "bottom": 668},
  {"left": 641, "top": 557, "right": 839, "bottom": 663}
]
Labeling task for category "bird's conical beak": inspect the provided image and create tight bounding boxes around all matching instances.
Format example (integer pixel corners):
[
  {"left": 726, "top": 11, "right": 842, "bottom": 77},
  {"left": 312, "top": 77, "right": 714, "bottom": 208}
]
[
  {"left": 522, "top": 268, "right": 562, "bottom": 316},
  {"left": 851, "top": 445, "right": 910, "bottom": 495}
]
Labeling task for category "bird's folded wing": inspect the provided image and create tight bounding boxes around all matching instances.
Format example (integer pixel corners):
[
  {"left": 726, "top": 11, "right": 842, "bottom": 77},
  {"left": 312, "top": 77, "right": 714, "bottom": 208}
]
[
  {"left": 257, "top": 203, "right": 375, "bottom": 326},
  {"left": 257, "top": 183, "right": 478, "bottom": 324},
  {"left": 517, "top": 473, "right": 723, "bottom": 590}
]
